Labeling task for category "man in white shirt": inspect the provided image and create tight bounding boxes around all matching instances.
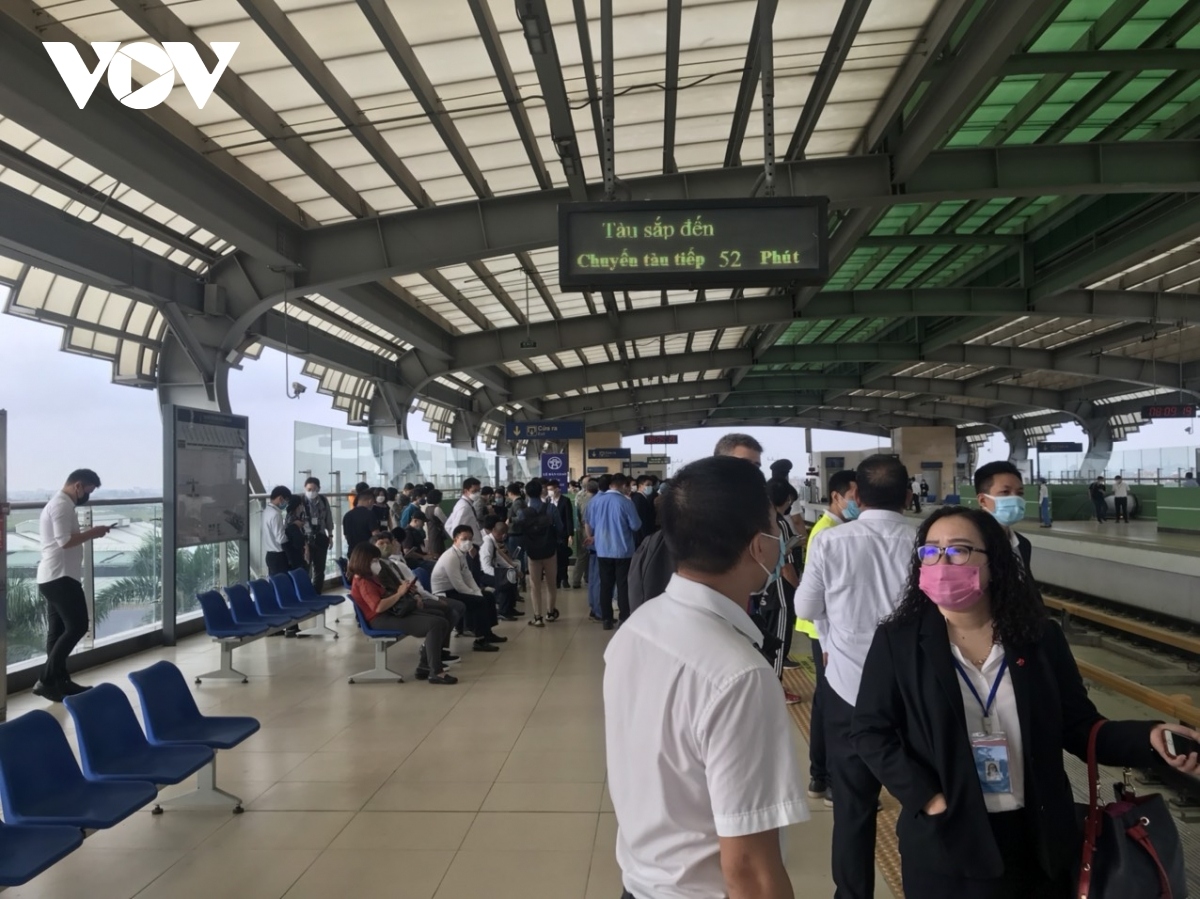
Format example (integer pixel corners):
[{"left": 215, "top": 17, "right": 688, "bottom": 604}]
[
  {"left": 432, "top": 525, "right": 505, "bottom": 653},
  {"left": 795, "top": 454, "right": 915, "bottom": 899},
  {"left": 445, "top": 478, "right": 483, "bottom": 546},
  {"left": 605, "top": 455, "right": 809, "bottom": 899},
  {"left": 1038, "top": 478, "right": 1052, "bottom": 528},
  {"left": 35, "top": 468, "right": 113, "bottom": 702},
  {"left": 262, "top": 486, "right": 291, "bottom": 576},
  {"left": 480, "top": 516, "right": 521, "bottom": 621},
  {"left": 1113, "top": 474, "right": 1130, "bottom": 523}
]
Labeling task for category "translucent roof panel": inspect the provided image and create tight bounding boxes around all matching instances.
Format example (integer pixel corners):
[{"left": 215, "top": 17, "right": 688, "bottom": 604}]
[{"left": 4, "top": 260, "right": 164, "bottom": 386}]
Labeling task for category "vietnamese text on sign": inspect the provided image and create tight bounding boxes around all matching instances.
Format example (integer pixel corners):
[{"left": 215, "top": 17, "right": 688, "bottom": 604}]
[
  {"left": 588, "top": 447, "right": 632, "bottom": 459},
  {"left": 505, "top": 421, "right": 585, "bottom": 441},
  {"left": 644, "top": 434, "right": 679, "bottom": 445}
]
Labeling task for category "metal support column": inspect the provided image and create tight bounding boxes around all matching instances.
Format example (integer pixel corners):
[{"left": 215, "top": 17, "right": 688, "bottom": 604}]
[
  {"left": 601, "top": 0, "right": 616, "bottom": 200},
  {"left": 0, "top": 410, "right": 7, "bottom": 716},
  {"left": 760, "top": 0, "right": 777, "bottom": 196}
]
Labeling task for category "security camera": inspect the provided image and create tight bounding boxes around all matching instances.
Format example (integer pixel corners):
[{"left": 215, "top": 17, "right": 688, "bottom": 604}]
[{"left": 291, "top": 381, "right": 306, "bottom": 396}]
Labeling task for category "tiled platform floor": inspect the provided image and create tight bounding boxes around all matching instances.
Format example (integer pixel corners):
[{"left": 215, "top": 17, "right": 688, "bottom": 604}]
[{"left": 4, "top": 586, "right": 894, "bottom": 899}]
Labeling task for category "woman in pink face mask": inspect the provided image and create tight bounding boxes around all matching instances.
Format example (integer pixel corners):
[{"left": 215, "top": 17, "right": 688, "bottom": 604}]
[{"left": 849, "top": 507, "right": 1200, "bottom": 899}]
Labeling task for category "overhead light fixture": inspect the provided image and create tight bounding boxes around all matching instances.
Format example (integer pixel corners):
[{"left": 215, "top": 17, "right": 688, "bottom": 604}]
[
  {"left": 520, "top": 338, "right": 538, "bottom": 349},
  {"left": 519, "top": 11, "right": 545, "bottom": 54}
]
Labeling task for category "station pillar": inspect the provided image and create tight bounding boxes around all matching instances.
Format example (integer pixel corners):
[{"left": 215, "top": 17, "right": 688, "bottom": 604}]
[
  {"left": 571, "top": 430, "right": 623, "bottom": 481},
  {"left": 1080, "top": 418, "right": 1114, "bottom": 480},
  {"left": 892, "top": 427, "right": 956, "bottom": 500}
]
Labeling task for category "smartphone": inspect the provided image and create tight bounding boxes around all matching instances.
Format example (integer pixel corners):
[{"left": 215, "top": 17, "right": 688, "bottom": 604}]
[
  {"left": 107, "top": 522, "right": 125, "bottom": 529},
  {"left": 1164, "top": 731, "right": 1200, "bottom": 758}
]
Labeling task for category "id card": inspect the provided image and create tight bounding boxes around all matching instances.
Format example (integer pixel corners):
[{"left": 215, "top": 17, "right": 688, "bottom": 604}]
[{"left": 970, "top": 732, "right": 1012, "bottom": 794}]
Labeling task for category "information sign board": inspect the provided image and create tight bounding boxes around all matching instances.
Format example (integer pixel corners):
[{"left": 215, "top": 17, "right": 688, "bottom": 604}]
[
  {"left": 645, "top": 456, "right": 671, "bottom": 465},
  {"left": 1036, "top": 441, "right": 1084, "bottom": 453},
  {"left": 171, "top": 407, "right": 249, "bottom": 548},
  {"left": 540, "top": 453, "right": 568, "bottom": 485},
  {"left": 588, "top": 447, "right": 631, "bottom": 459},
  {"left": 644, "top": 434, "right": 679, "bottom": 445},
  {"left": 506, "top": 421, "right": 584, "bottom": 441},
  {"left": 559, "top": 198, "right": 828, "bottom": 290},
  {"left": 1142, "top": 404, "right": 1197, "bottom": 419}
]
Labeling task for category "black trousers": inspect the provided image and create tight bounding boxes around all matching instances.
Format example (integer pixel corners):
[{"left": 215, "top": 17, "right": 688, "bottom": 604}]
[
  {"left": 39, "top": 577, "right": 89, "bottom": 684},
  {"left": 809, "top": 638, "right": 828, "bottom": 782},
  {"left": 369, "top": 610, "right": 449, "bottom": 674},
  {"left": 444, "top": 589, "right": 496, "bottom": 639},
  {"left": 308, "top": 535, "right": 329, "bottom": 589},
  {"left": 1093, "top": 498, "right": 1108, "bottom": 522},
  {"left": 1114, "top": 497, "right": 1129, "bottom": 522},
  {"left": 482, "top": 571, "right": 518, "bottom": 616},
  {"left": 266, "top": 551, "right": 289, "bottom": 576},
  {"left": 901, "top": 808, "right": 1068, "bottom": 899},
  {"left": 825, "top": 684, "right": 882, "bottom": 899},
  {"left": 597, "top": 556, "right": 631, "bottom": 624},
  {"left": 556, "top": 541, "right": 571, "bottom": 585}
]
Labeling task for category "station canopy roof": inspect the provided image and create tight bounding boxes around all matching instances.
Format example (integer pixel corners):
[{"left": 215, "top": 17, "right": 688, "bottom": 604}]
[{"left": 2, "top": 0, "right": 1200, "bottom": 447}]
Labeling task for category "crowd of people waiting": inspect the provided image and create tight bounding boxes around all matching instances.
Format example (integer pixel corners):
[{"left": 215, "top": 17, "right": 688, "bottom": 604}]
[{"left": 601, "top": 436, "right": 1200, "bottom": 899}]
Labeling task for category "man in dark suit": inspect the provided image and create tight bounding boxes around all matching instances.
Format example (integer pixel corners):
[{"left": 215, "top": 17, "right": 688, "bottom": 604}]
[
  {"left": 342, "top": 488, "right": 378, "bottom": 557},
  {"left": 547, "top": 479, "right": 574, "bottom": 589},
  {"left": 973, "top": 462, "right": 1034, "bottom": 580},
  {"left": 630, "top": 475, "right": 657, "bottom": 547}
]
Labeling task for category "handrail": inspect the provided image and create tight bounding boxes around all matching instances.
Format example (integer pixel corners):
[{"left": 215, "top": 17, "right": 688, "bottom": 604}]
[
  {"left": 9, "top": 497, "right": 163, "bottom": 511},
  {"left": 1044, "top": 594, "right": 1200, "bottom": 657},
  {"left": 1074, "top": 659, "right": 1200, "bottom": 729}
]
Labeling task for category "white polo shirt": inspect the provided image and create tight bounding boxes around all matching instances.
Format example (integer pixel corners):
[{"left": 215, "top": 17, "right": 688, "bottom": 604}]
[
  {"left": 37, "top": 490, "right": 83, "bottom": 584},
  {"left": 795, "top": 509, "right": 915, "bottom": 706},
  {"left": 603, "top": 574, "right": 810, "bottom": 899}
]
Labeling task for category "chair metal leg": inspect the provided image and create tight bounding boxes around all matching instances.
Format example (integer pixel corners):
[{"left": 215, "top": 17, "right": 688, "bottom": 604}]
[
  {"left": 348, "top": 638, "right": 405, "bottom": 683},
  {"left": 296, "top": 608, "right": 338, "bottom": 639},
  {"left": 154, "top": 756, "right": 244, "bottom": 813},
  {"left": 195, "top": 642, "right": 249, "bottom": 684}
]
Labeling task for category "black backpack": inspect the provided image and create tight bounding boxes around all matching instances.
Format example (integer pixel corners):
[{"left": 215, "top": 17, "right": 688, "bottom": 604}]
[{"left": 514, "top": 504, "right": 558, "bottom": 560}]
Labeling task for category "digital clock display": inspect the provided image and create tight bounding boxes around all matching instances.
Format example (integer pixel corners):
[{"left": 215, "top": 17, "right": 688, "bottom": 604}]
[
  {"left": 558, "top": 198, "right": 828, "bottom": 290},
  {"left": 1142, "top": 404, "right": 1197, "bottom": 419}
]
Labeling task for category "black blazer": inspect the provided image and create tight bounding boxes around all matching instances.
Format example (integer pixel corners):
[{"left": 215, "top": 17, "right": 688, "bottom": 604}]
[
  {"left": 1014, "top": 530, "right": 1034, "bottom": 582},
  {"left": 851, "top": 603, "right": 1158, "bottom": 882}
]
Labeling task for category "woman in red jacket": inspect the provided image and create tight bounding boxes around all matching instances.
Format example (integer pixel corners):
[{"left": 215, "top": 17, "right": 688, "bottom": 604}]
[{"left": 348, "top": 544, "right": 456, "bottom": 685}]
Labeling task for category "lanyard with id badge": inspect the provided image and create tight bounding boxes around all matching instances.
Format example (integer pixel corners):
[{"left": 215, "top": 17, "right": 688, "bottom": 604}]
[{"left": 953, "top": 657, "right": 1012, "bottom": 794}]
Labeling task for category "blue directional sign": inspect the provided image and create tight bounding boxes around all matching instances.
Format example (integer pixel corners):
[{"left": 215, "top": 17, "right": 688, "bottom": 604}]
[
  {"left": 505, "top": 420, "right": 585, "bottom": 441},
  {"left": 588, "top": 447, "right": 631, "bottom": 459},
  {"left": 541, "top": 453, "right": 568, "bottom": 484}
]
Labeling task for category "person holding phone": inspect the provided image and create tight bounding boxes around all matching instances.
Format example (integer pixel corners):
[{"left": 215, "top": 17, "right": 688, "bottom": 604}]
[
  {"left": 851, "top": 506, "right": 1200, "bottom": 898},
  {"left": 34, "top": 468, "right": 113, "bottom": 702},
  {"left": 347, "top": 543, "right": 456, "bottom": 685}
]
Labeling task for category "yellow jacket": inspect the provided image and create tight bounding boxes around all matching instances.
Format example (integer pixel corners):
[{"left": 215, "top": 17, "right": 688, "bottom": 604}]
[{"left": 795, "top": 511, "right": 842, "bottom": 636}]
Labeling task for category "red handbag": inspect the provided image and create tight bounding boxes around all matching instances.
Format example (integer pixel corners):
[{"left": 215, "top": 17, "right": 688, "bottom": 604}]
[{"left": 1077, "top": 720, "right": 1187, "bottom": 899}]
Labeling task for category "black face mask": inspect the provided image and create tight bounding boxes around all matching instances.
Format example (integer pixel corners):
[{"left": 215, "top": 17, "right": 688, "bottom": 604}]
[{"left": 74, "top": 488, "right": 91, "bottom": 506}]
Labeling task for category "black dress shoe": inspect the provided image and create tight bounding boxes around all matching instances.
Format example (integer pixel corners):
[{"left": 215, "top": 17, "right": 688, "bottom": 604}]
[
  {"left": 602, "top": 620, "right": 614, "bottom": 631},
  {"left": 32, "top": 680, "right": 64, "bottom": 702},
  {"left": 483, "top": 633, "right": 507, "bottom": 644},
  {"left": 473, "top": 640, "right": 499, "bottom": 652},
  {"left": 59, "top": 680, "right": 92, "bottom": 696},
  {"left": 415, "top": 667, "right": 431, "bottom": 680}
]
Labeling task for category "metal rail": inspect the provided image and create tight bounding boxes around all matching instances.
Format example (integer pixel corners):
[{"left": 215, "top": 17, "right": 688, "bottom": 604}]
[{"left": 1045, "top": 593, "right": 1200, "bottom": 657}]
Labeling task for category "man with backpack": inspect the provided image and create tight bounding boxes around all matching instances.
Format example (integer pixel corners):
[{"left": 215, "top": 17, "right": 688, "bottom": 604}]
[
  {"left": 510, "top": 478, "right": 563, "bottom": 627},
  {"left": 583, "top": 473, "right": 642, "bottom": 631}
]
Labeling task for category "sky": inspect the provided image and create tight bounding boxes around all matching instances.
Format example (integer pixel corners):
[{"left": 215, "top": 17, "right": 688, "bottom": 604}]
[{"left": 2, "top": 309, "right": 1199, "bottom": 493}]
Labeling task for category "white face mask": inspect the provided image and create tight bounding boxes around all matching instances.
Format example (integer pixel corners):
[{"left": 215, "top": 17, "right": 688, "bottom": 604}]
[
  {"left": 470, "top": 490, "right": 481, "bottom": 499},
  {"left": 305, "top": 489, "right": 317, "bottom": 500},
  {"left": 369, "top": 560, "right": 382, "bottom": 575},
  {"left": 456, "top": 540, "right": 471, "bottom": 552}
]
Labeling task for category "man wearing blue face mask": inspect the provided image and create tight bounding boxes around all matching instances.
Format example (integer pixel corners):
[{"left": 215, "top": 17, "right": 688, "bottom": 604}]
[{"left": 973, "top": 461, "right": 1034, "bottom": 579}]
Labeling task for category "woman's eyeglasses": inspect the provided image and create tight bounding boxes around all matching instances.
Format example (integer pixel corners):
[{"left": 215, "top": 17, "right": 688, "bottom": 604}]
[{"left": 915, "top": 545, "right": 987, "bottom": 566}]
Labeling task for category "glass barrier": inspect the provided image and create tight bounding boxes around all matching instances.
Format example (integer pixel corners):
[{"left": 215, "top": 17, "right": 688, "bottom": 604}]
[
  {"left": 292, "top": 422, "right": 534, "bottom": 494},
  {"left": 1036, "top": 445, "right": 1200, "bottom": 483},
  {"left": 5, "top": 499, "right": 165, "bottom": 671}
]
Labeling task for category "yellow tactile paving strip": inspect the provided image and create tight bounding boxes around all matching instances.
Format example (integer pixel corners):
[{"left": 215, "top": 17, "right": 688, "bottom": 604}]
[{"left": 783, "top": 661, "right": 906, "bottom": 899}]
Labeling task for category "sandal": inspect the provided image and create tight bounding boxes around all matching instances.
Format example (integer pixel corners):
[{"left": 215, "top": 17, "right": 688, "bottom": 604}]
[{"left": 546, "top": 608, "right": 560, "bottom": 622}]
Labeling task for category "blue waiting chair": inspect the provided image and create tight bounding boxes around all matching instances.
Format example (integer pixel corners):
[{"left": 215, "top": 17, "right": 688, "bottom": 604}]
[
  {"left": 226, "top": 582, "right": 295, "bottom": 629},
  {"left": 270, "top": 573, "right": 337, "bottom": 639},
  {"left": 249, "top": 577, "right": 299, "bottom": 622},
  {"left": 196, "top": 590, "right": 269, "bottom": 684},
  {"left": 0, "top": 821, "right": 83, "bottom": 886},
  {"left": 290, "top": 567, "right": 345, "bottom": 607},
  {"left": 347, "top": 600, "right": 406, "bottom": 684},
  {"left": 64, "top": 685, "right": 214, "bottom": 815},
  {"left": 335, "top": 557, "right": 352, "bottom": 590},
  {"left": 0, "top": 711, "right": 157, "bottom": 829},
  {"left": 128, "top": 662, "right": 260, "bottom": 813},
  {"left": 414, "top": 566, "right": 432, "bottom": 594}
]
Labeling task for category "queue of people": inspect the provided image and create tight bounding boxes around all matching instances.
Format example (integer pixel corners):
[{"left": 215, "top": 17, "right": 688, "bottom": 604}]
[{"left": 603, "top": 444, "right": 1200, "bottom": 899}]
